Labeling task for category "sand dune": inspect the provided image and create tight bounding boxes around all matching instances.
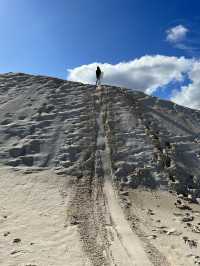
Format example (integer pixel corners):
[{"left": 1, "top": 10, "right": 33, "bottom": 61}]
[{"left": 0, "top": 73, "right": 200, "bottom": 265}]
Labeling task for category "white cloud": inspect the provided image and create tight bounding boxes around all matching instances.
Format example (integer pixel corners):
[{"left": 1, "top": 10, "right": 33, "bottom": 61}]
[
  {"left": 166, "top": 25, "right": 189, "bottom": 43},
  {"left": 68, "top": 55, "right": 192, "bottom": 94},
  {"left": 171, "top": 60, "right": 200, "bottom": 109},
  {"left": 68, "top": 55, "right": 200, "bottom": 109}
]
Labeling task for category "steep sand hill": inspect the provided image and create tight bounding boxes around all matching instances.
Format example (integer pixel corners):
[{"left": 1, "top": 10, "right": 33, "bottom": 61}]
[{"left": 0, "top": 73, "right": 200, "bottom": 266}]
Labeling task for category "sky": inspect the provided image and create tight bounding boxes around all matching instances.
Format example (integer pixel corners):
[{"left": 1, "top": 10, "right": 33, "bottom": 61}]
[{"left": 1, "top": 0, "right": 200, "bottom": 108}]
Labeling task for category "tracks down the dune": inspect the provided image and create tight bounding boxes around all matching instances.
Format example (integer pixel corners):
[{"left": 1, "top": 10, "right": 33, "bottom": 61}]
[{"left": 95, "top": 86, "right": 152, "bottom": 266}]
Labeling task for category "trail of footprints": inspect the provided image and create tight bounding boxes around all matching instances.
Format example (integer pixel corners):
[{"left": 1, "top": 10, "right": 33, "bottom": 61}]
[{"left": 102, "top": 87, "right": 200, "bottom": 200}]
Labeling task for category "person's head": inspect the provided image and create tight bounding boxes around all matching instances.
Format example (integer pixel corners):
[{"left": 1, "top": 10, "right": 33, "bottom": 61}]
[{"left": 97, "top": 66, "right": 100, "bottom": 70}]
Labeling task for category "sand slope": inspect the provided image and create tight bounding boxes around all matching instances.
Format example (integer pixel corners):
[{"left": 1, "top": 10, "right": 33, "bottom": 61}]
[{"left": 0, "top": 73, "right": 200, "bottom": 265}]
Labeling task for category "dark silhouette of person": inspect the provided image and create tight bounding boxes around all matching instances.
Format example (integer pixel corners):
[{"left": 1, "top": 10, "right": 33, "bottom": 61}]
[{"left": 96, "top": 66, "right": 102, "bottom": 86}]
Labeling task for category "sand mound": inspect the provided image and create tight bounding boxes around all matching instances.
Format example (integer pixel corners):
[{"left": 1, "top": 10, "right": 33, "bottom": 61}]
[{"left": 0, "top": 73, "right": 200, "bottom": 265}]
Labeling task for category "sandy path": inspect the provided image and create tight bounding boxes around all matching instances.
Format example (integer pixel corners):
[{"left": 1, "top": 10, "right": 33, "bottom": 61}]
[
  {"left": 104, "top": 180, "right": 152, "bottom": 266},
  {"left": 96, "top": 86, "right": 152, "bottom": 266}
]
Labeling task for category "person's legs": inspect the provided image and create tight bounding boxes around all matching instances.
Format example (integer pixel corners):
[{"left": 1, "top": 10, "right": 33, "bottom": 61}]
[{"left": 96, "top": 77, "right": 100, "bottom": 86}]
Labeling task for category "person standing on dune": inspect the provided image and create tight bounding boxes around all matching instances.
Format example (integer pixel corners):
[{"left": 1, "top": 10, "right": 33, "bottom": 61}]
[{"left": 96, "top": 66, "right": 102, "bottom": 86}]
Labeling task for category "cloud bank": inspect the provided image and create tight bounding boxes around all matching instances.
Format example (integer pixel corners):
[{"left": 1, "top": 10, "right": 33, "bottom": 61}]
[
  {"left": 68, "top": 55, "right": 192, "bottom": 94},
  {"left": 67, "top": 55, "right": 200, "bottom": 110}
]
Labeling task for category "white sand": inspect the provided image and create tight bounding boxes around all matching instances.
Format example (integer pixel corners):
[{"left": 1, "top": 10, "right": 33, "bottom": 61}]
[
  {"left": 0, "top": 73, "right": 200, "bottom": 265},
  {"left": 0, "top": 168, "right": 91, "bottom": 266}
]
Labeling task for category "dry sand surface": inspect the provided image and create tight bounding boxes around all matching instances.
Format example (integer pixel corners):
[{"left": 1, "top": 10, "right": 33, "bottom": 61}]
[
  {"left": 0, "top": 168, "right": 91, "bottom": 266},
  {"left": 1, "top": 167, "right": 200, "bottom": 266},
  {"left": 123, "top": 189, "right": 200, "bottom": 266},
  {"left": 0, "top": 73, "right": 200, "bottom": 265}
]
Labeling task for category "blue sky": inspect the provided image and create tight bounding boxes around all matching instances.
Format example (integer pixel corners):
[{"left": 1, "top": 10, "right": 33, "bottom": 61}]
[
  {"left": 0, "top": 0, "right": 200, "bottom": 108},
  {"left": 0, "top": 0, "right": 199, "bottom": 77}
]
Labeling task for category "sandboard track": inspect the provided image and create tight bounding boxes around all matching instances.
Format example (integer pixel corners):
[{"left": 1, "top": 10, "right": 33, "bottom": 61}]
[{"left": 95, "top": 86, "right": 153, "bottom": 266}]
